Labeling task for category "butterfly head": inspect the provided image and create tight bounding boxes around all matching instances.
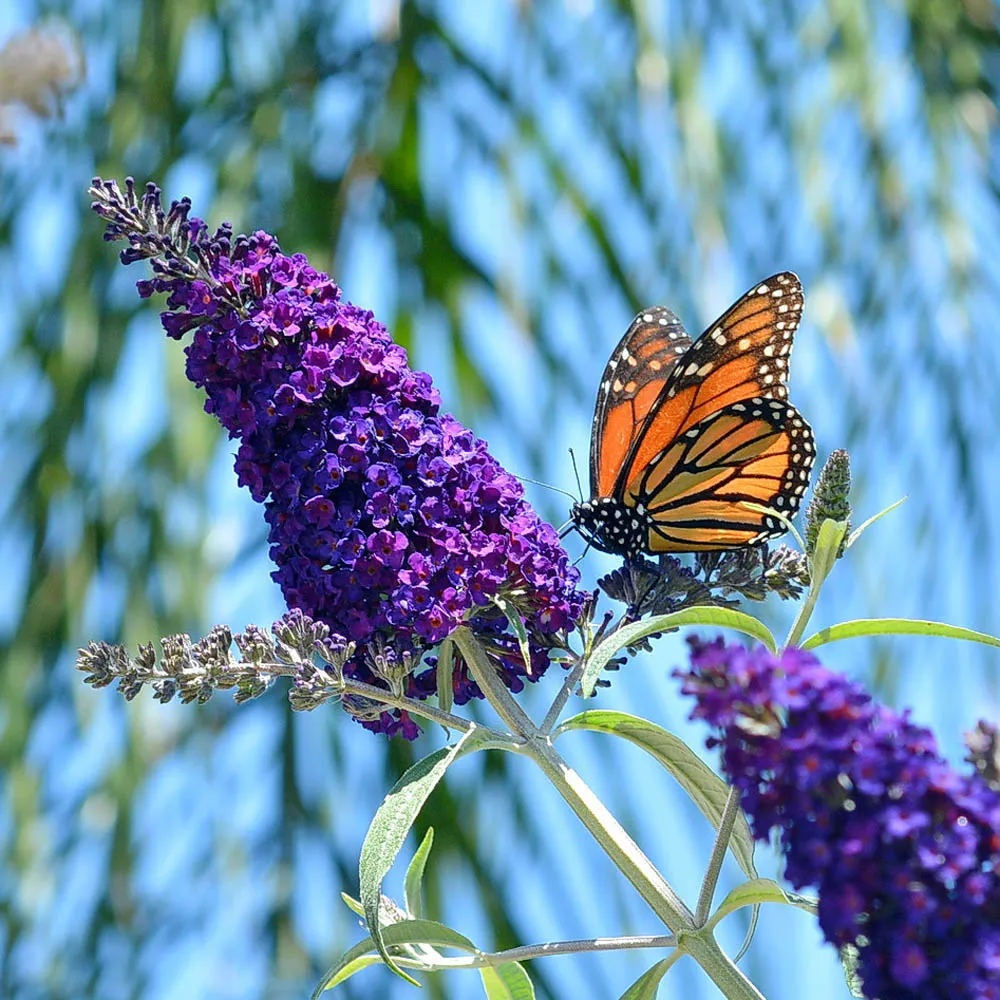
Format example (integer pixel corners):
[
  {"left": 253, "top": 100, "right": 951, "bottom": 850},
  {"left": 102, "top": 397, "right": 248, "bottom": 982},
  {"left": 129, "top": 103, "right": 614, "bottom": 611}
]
[{"left": 570, "top": 497, "right": 649, "bottom": 560}]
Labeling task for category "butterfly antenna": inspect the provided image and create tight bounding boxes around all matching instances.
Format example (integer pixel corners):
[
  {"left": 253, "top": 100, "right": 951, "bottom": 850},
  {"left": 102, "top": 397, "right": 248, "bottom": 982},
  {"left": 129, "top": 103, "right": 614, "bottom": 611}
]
[
  {"left": 512, "top": 474, "right": 579, "bottom": 503},
  {"left": 568, "top": 448, "right": 584, "bottom": 502}
]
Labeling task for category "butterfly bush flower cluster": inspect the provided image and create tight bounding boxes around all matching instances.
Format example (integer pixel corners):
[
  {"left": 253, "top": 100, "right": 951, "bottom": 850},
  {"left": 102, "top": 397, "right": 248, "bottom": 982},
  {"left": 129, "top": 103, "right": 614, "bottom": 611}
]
[
  {"left": 91, "top": 177, "right": 585, "bottom": 737},
  {"left": 678, "top": 638, "right": 1000, "bottom": 1000}
]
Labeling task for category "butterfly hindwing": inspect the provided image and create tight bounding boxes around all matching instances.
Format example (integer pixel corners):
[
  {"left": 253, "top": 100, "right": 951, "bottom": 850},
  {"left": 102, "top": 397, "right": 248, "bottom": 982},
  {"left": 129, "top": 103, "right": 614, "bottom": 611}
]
[
  {"left": 617, "top": 272, "right": 804, "bottom": 499},
  {"left": 627, "top": 397, "right": 815, "bottom": 553},
  {"left": 589, "top": 306, "right": 692, "bottom": 498}
]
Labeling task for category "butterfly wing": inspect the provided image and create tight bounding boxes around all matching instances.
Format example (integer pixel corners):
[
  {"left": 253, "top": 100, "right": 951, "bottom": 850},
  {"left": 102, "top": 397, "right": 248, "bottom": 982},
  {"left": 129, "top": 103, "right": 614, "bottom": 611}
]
[
  {"left": 627, "top": 398, "right": 815, "bottom": 552},
  {"left": 589, "top": 306, "right": 692, "bottom": 498},
  {"left": 615, "top": 272, "right": 805, "bottom": 502}
]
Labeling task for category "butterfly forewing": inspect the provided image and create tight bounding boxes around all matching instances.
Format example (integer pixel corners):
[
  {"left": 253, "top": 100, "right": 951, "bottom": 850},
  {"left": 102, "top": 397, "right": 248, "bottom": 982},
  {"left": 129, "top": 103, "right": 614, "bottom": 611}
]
[
  {"left": 589, "top": 306, "right": 692, "bottom": 498},
  {"left": 617, "top": 272, "right": 804, "bottom": 499}
]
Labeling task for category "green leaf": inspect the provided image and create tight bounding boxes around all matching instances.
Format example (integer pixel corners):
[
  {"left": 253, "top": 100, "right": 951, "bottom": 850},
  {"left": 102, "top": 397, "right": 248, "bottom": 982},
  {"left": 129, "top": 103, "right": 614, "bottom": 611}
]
[
  {"left": 616, "top": 956, "right": 680, "bottom": 1000},
  {"left": 801, "top": 618, "right": 1000, "bottom": 652},
  {"left": 580, "top": 608, "right": 777, "bottom": 697},
  {"left": 436, "top": 637, "right": 454, "bottom": 716},
  {"left": 340, "top": 892, "right": 364, "bottom": 918},
  {"left": 404, "top": 827, "right": 435, "bottom": 920},
  {"left": 360, "top": 728, "right": 506, "bottom": 984},
  {"left": 312, "top": 918, "right": 482, "bottom": 996},
  {"left": 479, "top": 962, "right": 536, "bottom": 1000},
  {"left": 312, "top": 954, "right": 384, "bottom": 995},
  {"left": 845, "top": 496, "right": 906, "bottom": 550},
  {"left": 807, "top": 517, "right": 849, "bottom": 589},
  {"left": 492, "top": 595, "right": 534, "bottom": 676},
  {"left": 554, "top": 711, "right": 756, "bottom": 879},
  {"left": 706, "top": 878, "right": 818, "bottom": 933}
]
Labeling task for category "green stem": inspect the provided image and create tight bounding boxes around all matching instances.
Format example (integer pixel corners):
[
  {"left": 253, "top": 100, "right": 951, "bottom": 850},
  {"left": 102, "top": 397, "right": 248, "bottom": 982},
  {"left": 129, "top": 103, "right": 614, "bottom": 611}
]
[
  {"left": 453, "top": 625, "right": 539, "bottom": 736},
  {"left": 540, "top": 653, "right": 586, "bottom": 734},
  {"left": 338, "top": 678, "right": 513, "bottom": 740},
  {"left": 784, "top": 579, "right": 823, "bottom": 649},
  {"left": 695, "top": 786, "right": 741, "bottom": 926},
  {"left": 407, "top": 933, "right": 679, "bottom": 971}
]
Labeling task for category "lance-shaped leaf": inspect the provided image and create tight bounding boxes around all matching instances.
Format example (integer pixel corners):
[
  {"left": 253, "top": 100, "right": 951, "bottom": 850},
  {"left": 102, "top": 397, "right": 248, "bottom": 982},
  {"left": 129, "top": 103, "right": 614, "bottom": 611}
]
[
  {"left": 705, "top": 878, "right": 818, "bottom": 934},
  {"left": 845, "top": 497, "right": 906, "bottom": 550},
  {"left": 360, "top": 728, "right": 513, "bottom": 983},
  {"left": 802, "top": 618, "right": 1000, "bottom": 652},
  {"left": 807, "top": 517, "right": 849, "bottom": 589},
  {"left": 617, "top": 955, "right": 680, "bottom": 1000},
  {"left": 404, "top": 827, "right": 435, "bottom": 920},
  {"left": 492, "top": 594, "right": 534, "bottom": 676},
  {"left": 479, "top": 962, "right": 536, "bottom": 1000},
  {"left": 580, "top": 608, "right": 777, "bottom": 698},
  {"left": 312, "top": 918, "right": 481, "bottom": 995},
  {"left": 555, "top": 711, "right": 756, "bottom": 879},
  {"left": 436, "top": 637, "right": 455, "bottom": 715}
]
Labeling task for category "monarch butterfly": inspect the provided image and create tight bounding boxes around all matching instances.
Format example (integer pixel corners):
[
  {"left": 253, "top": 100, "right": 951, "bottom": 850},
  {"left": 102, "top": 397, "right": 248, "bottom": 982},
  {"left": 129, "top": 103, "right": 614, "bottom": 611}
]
[{"left": 571, "top": 272, "right": 815, "bottom": 558}]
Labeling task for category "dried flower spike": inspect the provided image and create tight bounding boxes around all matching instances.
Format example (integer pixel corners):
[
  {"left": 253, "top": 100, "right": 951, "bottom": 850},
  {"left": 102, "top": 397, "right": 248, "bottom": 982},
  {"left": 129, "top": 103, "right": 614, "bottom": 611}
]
[{"left": 0, "top": 25, "right": 82, "bottom": 145}]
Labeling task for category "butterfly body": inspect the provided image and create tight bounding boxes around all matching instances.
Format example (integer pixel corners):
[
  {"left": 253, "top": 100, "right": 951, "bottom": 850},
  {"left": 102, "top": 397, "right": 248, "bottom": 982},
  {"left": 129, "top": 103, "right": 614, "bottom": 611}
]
[{"left": 572, "top": 273, "right": 815, "bottom": 558}]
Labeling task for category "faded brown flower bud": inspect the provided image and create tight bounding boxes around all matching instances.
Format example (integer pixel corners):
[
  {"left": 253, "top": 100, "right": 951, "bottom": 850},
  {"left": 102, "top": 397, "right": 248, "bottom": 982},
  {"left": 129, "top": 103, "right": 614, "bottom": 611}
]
[{"left": 0, "top": 24, "right": 82, "bottom": 144}]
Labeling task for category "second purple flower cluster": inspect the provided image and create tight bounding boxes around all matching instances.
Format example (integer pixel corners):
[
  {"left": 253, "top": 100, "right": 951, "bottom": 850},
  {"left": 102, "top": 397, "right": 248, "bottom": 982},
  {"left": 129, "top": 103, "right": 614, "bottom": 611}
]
[{"left": 679, "top": 638, "right": 1000, "bottom": 1000}]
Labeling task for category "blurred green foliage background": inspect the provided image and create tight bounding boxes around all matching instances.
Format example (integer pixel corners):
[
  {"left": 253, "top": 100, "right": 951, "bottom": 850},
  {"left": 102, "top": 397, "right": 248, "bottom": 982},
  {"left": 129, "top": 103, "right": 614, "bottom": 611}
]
[{"left": 1, "top": 1, "right": 999, "bottom": 998}]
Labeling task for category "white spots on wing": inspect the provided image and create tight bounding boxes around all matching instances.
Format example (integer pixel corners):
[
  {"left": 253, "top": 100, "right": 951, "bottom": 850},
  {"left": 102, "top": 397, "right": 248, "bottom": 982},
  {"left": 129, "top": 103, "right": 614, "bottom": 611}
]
[
  {"left": 763, "top": 374, "right": 774, "bottom": 385},
  {"left": 759, "top": 365, "right": 770, "bottom": 375},
  {"left": 732, "top": 404, "right": 746, "bottom": 412},
  {"left": 642, "top": 313, "right": 653, "bottom": 323},
  {"left": 756, "top": 284, "right": 770, "bottom": 295},
  {"left": 697, "top": 361, "right": 714, "bottom": 376},
  {"left": 684, "top": 363, "right": 699, "bottom": 376},
  {"left": 738, "top": 337, "right": 751, "bottom": 350},
  {"left": 627, "top": 355, "right": 638, "bottom": 367},
  {"left": 772, "top": 288, "right": 784, "bottom": 298},
  {"left": 763, "top": 345, "right": 774, "bottom": 357},
  {"left": 778, "top": 303, "right": 789, "bottom": 314},
  {"left": 674, "top": 345, "right": 686, "bottom": 354},
  {"left": 649, "top": 359, "right": 662, "bottom": 371}
]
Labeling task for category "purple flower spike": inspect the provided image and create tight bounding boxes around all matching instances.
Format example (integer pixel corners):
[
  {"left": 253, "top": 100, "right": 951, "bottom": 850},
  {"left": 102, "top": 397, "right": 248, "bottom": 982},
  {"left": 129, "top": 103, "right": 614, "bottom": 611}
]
[
  {"left": 92, "top": 177, "right": 586, "bottom": 737},
  {"left": 678, "top": 637, "right": 1000, "bottom": 1000}
]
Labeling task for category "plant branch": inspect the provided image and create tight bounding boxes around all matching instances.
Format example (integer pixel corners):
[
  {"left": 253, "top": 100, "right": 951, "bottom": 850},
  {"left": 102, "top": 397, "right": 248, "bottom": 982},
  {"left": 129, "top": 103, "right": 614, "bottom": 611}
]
[
  {"left": 695, "top": 786, "right": 742, "bottom": 926},
  {"left": 540, "top": 654, "right": 586, "bottom": 734}
]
